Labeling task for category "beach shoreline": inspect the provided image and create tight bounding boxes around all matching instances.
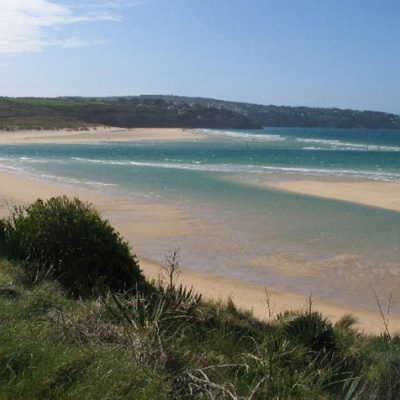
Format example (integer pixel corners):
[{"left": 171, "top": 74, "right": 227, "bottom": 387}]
[
  {"left": 1, "top": 128, "right": 400, "bottom": 334},
  {"left": 0, "top": 166, "right": 399, "bottom": 335},
  {"left": 4, "top": 127, "right": 400, "bottom": 213},
  {"left": 0, "top": 127, "right": 205, "bottom": 144}
]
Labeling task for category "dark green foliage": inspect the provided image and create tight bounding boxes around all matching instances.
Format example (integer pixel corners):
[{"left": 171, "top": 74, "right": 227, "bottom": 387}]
[
  {"left": 2, "top": 95, "right": 400, "bottom": 130},
  {"left": 0, "top": 96, "right": 260, "bottom": 130},
  {"left": 1, "top": 196, "right": 148, "bottom": 296},
  {"left": 145, "top": 95, "right": 400, "bottom": 129},
  {"left": 8, "top": 97, "right": 94, "bottom": 107},
  {"left": 0, "top": 218, "right": 5, "bottom": 234},
  {"left": 1, "top": 206, "right": 400, "bottom": 400},
  {"left": 0, "top": 219, "right": 6, "bottom": 256},
  {"left": 367, "top": 358, "right": 400, "bottom": 400},
  {"left": 350, "top": 334, "right": 400, "bottom": 399},
  {"left": 281, "top": 311, "right": 338, "bottom": 357},
  {"left": 136, "top": 95, "right": 400, "bottom": 129},
  {"left": 335, "top": 313, "right": 359, "bottom": 331},
  {"left": 1, "top": 256, "right": 400, "bottom": 399},
  {"left": 110, "top": 283, "right": 202, "bottom": 335},
  {"left": 0, "top": 287, "right": 21, "bottom": 299}
]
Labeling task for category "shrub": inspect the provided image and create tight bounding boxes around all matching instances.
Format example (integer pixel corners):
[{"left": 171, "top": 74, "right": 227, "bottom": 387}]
[
  {"left": 2, "top": 196, "right": 148, "bottom": 297},
  {"left": 282, "top": 312, "right": 337, "bottom": 357},
  {"left": 0, "top": 220, "right": 6, "bottom": 256}
]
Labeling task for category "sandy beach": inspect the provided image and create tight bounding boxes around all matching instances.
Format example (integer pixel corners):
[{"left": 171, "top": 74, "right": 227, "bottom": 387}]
[
  {"left": 1, "top": 128, "right": 400, "bottom": 334},
  {"left": 1, "top": 170, "right": 397, "bottom": 334},
  {"left": 268, "top": 179, "right": 400, "bottom": 213},
  {"left": 0, "top": 127, "right": 204, "bottom": 144}
]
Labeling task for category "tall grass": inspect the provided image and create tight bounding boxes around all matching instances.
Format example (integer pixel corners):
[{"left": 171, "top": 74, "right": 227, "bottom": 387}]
[
  {"left": 1, "top": 197, "right": 400, "bottom": 398},
  {"left": 2, "top": 256, "right": 400, "bottom": 398}
]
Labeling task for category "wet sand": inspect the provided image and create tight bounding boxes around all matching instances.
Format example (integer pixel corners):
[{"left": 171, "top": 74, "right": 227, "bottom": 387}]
[
  {"left": 1, "top": 169, "right": 399, "bottom": 335},
  {"left": 1, "top": 128, "right": 400, "bottom": 334}
]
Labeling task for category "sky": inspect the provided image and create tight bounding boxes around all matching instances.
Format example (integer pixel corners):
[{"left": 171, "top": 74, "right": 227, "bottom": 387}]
[{"left": 0, "top": 0, "right": 399, "bottom": 114}]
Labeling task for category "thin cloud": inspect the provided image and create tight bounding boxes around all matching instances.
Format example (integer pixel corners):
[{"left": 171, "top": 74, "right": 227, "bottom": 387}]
[
  {"left": 73, "top": 1, "right": 145, "bottom": 10},
  {"left": 0, "top": 0, "right": 125, "bottom": 55},
  {"left": 58, "top": 37, "right": 110, "bottom": 49},
  {"left": 95, "top": 1, "right": 145, "bottom": 8}
]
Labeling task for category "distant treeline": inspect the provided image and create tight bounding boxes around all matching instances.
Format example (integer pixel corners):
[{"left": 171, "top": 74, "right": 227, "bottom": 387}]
[
  {"left": 1, "top": 95, "right": 400, "bottom": 130},
  {"left": 0, "top": 97, "right": 259, "bottom": 130},
  {"left": 142, "top": 95, "right": 400, "bottom": 129}
]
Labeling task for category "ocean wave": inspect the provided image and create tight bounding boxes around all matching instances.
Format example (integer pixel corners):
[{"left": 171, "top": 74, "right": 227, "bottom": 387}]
[
  {"left": 0, "top": 164, "right": 26, "bottom": 173},
  {"left": 260, "top": 165, "right": 400, "bottom": 182},
  {"left": 21, "top": 158, "right": 70, "bottom": 164},
  {"left": 35, "top": 173, "right": 117, "bottom": 188},
  {"left": 4, "top": 156, "right": 400, "bottom": 183},
  {"left": 296, "top": 138, "right": 400, "bottom": 152},
  {"left": 194, "top": 129, "right": 286, "bottom": 142},
  {"left": 302, "top": 147, "right": 329, "bottom": 151},
  {"left": 72, "top": 157, "right": 253, "bottom": 173},
  {"left": 3, "top": 155, "right": 400, "bottom": 188},
  {"left": 69, "top": 157, "right": 400, "bottom": 182},
  {"left": 0, "top": 158, "right": 117, "bottom": 189}
]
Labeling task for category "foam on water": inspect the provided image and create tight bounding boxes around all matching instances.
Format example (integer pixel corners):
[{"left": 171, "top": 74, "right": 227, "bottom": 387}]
[
  {"left": 194, "top": 128, "right": 400, "bottom": 152},
  {"left": 297, "top": 138, "right": 400, "bottom": 152},
  {"left": 67, "top": 157, "right": 400, "bottom": 183},
  {"left": 0, "top": 158, "right": 117, "bottom": 190},
  {"left": 194, "top": 128, "right": 286, "bottom": 142},
  {"left": 2, "top": 128, "right": 400, "bottom": 312}
]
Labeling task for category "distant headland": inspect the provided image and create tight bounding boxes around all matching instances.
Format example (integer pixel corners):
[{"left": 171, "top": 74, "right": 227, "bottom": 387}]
[{"left": 1, "top": 95, "right": 399, "bottom": 130}]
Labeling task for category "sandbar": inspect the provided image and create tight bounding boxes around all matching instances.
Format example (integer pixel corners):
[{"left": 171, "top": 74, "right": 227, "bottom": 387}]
[
  {"left": 267, "top": 179, "right": 400, "bottom": 213},
  {"left": 0, "top": 127, "right": 204, "bottom": 144}
]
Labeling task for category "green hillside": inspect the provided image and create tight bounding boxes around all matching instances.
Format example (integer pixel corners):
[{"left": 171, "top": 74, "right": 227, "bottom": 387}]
[
  {"left": 0, "top": 197, "right": 399, "bottom": 399},
  {"left": 2, "top": 95, "right": 400, "bottom": 131},
  {"left": 0, "top": 97, "right": 260, "bottom": 131}
]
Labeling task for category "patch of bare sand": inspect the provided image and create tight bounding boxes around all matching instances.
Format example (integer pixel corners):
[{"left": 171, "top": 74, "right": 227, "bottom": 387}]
[
  {"left": 0, "top": 170, "right": 399, "bottom": 335},
  {"left": 268, "top": 179, "right": 400, "bottom": 213},
  {"left": 0, "top": 127, "right": 204, "bottom": 144}
]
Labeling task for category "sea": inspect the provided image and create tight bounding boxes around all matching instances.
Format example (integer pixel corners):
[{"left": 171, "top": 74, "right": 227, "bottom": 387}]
[{"left": 1, "top": 127, "right": 400, "bottom": 312}]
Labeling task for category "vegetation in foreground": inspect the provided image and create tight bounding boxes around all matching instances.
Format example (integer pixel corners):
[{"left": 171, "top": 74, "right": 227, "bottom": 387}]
[
  {"left": 1, "top": 197, "right": 400, "bottom": 399},
  {"left": 0, "top": 196, "right": 150, "bottom": 297}
]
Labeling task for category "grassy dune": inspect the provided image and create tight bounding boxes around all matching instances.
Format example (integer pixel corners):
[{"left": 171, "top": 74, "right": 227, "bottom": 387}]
[
  {"left": 1, "top": 198, "right": 400, "bottom": 399},
  {"left": 1, "top": 258, "right": 400, "bottom": 399}
]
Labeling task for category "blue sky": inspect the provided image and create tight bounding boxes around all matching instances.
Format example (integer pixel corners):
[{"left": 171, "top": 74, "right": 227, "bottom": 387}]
[{"left": 1, "top": 0, "right": 399, "bottom": 114}]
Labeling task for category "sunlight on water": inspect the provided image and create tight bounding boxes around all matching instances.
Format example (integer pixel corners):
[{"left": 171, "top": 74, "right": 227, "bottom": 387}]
[{"left": 1, "top": 127, "right": 400, "bottom": 312}]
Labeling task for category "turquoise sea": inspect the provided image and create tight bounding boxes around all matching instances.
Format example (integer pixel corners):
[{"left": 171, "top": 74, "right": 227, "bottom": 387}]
[{"left": 1, "top": 127, "right": 400, "bottom": 312}]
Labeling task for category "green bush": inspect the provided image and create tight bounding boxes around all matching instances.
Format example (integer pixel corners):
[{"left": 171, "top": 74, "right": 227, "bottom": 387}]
[
  {"left": 1, "top": 196, "right": 148, "bottom": 297},
  {"left": 0, "top": 220, "right": 6, "bottom": 256},
  {"left": 282, "top": 311, "right": 337, "bottom": 357}
]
